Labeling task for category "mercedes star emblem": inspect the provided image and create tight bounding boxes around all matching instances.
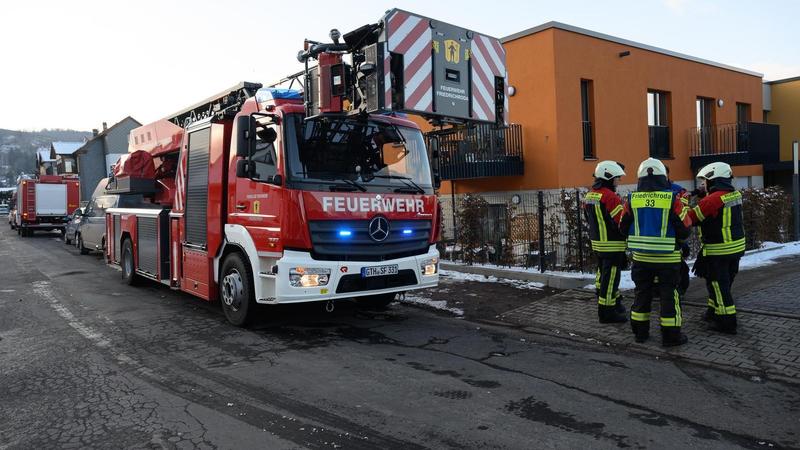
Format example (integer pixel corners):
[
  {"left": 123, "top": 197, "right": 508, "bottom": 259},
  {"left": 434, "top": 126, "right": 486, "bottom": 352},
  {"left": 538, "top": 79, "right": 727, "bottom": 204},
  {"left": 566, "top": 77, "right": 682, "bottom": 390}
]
[{"left": 368, "top": 216, "right": 390, "bottom": 242}]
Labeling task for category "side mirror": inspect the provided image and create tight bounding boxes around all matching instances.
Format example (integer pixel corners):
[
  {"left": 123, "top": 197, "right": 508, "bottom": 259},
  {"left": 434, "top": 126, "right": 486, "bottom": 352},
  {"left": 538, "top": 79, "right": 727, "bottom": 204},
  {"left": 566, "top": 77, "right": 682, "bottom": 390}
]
[
  {"left": 429, "top": 136, "right": 442, "bottom": 189},
  {"left": 236, "top": 115, "right": 252, "bottom": 158},
  {"left": 267, "top": 174, "right": 283, "bottom": 186},
  {"left": 236, "top": 159, "right": 253, "bottom": 178}
]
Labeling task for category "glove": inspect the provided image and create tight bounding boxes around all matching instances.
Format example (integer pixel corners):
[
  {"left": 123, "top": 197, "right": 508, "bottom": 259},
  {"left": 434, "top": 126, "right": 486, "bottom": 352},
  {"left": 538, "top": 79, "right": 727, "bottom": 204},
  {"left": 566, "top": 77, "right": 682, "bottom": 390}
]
[{"left": 692, "top": 251, "right": 708, "bottom": 278}]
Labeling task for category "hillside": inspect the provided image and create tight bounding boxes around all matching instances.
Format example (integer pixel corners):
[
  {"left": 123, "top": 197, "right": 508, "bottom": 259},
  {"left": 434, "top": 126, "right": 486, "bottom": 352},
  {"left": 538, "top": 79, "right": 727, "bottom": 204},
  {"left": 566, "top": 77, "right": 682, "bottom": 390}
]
[{"left": 0, "top": 128, "right": 91, "bottom": 186}]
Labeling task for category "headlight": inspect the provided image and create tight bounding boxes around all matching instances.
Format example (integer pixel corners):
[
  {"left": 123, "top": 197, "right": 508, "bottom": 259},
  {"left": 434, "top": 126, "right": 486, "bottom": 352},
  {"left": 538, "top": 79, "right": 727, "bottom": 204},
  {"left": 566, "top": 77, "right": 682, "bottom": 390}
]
[
  {"left": 420, "top": 257, "right": 438, "bottom": 276},
  {"left": 289, "top": 267, "right": 331, "bottom": 287}
]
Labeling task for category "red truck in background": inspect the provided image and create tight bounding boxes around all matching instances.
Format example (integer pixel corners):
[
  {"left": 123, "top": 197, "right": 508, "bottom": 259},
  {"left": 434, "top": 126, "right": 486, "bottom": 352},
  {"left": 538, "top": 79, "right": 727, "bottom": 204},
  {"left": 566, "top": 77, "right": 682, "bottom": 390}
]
[
  {"left": 14, "top": 174, "right": 80, "bottom": 237},
  {"left": 105, "top": 9, "right": 507, "bottom": 326}
]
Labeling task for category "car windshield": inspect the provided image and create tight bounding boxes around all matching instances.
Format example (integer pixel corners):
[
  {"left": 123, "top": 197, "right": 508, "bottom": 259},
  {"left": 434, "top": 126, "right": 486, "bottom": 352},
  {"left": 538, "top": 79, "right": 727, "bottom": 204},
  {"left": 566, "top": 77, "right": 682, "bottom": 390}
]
[{"left": 283, "top": 114, "right": 433, "bottom": 193}]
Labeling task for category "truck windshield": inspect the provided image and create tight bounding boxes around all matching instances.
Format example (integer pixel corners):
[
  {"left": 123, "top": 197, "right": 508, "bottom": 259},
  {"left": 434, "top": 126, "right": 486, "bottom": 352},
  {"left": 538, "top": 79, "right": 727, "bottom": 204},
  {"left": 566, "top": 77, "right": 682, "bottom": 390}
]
[{"left": 284, "top": 114, "right": 433, "bottom": 194}]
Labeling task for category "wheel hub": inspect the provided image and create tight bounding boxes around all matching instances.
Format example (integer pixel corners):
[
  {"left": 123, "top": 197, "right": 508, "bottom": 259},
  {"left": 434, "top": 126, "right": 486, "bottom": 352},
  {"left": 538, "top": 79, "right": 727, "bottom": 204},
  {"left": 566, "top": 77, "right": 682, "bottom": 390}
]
[{"left": 222, "top": 270, "right": 244, "bottom": 312}]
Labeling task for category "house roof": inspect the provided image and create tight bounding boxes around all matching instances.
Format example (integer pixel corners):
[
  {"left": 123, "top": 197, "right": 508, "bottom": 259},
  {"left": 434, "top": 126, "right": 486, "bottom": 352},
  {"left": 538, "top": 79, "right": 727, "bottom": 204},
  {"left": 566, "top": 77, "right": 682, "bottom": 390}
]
[
  {"left": 51, "top": 141, "right": 84, "bottom": 156},
  {"left": 37, "top": 147, "right": 54, "bottom": 162},
  {"left": 502, "top": 21, "right": 763, "bottom": 78},
  {"left": 764, "top": 75, "right": 800, "bottom": 85},
  {"left": 75, "top": 116, "right": 141, "bottom": 155}
]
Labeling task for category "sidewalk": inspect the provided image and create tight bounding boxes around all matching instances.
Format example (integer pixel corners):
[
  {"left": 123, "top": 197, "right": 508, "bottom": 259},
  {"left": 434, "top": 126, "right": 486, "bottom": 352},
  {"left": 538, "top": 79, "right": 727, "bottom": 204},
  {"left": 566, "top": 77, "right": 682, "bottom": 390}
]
[{"left": 417, "top": 243, "right": 800, "bottom": 383}]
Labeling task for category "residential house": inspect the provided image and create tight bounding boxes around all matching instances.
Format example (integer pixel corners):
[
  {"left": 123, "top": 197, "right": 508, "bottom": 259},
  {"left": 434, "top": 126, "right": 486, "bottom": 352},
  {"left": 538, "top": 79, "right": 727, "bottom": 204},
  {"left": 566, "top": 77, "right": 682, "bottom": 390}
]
[
  {"left": 50, "top": 141, "right": 83, "bottom": 175},
  {"left": 433, "top": 22, "right": 778, "bottom": 202},
  {"left": 763, "top": 76, "right": 800, "bottom": 189},
  {"left": 37, "top": 147, "right": 57, "bottom": 175},
  {"left": 75, "top": 117, "right": 141, "bottom": 200}
]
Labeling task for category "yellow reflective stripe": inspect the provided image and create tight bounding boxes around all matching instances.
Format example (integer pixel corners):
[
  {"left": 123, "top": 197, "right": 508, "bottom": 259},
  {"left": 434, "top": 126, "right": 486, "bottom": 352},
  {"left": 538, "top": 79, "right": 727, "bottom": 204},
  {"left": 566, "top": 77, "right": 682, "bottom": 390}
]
[
  {"left": 722, "top": 206, "right": 732, "bottom": 242},
  {"left": 633, "top": 207, "right": 640, "bottom": 237},
  {"left": 721, "top": 191, "right": 742, "bottom": 203},
  {"left": 595, "top": 204, "right": 607, "bottom": 241},
  {"left": 704, "top": 238, "right": 746, "bottom": 256},
  {"left": 595, "top": 268, "right": 601, "bottom": 291},
  {"left": 585, "top": 192, "right": 602, "bottom": 201},
  {"left": 680, "top": 196, "right": 689, "bottom": 206},
  {"left": 632, "top": 251, "right": 682, "bottom": 263},
  {"left": 707, "top": 298, "right": 715, "bottom": 307},
  {"left": 712, "top": 281, "right": 724, "bottom": 314},
  {"left": 720, "top": 305, "right": 737, "bottom": 315},
  {"left": 606, "top": 266, "right": 617, "bottom": 305},
  {"left": 627, "top": 235, "right": 677, "bottom": 242},
  {"left": 661, "top": 201, "right": 669, "bottom": 238},
  {"left": 693, "top": 206, "right": 705, "bottom": 222},
  {"left": 674, "top": 289, "right": 682, "bottom": 327},
  {"left": 679, "top": 205, "right": 688, "bottom": 221},
  {"left": 610, "top": 205, "right": 624, "bottom": 218},
  {"left": 592, "top": 241, "right": 627, "bottom": 252},
  {"left": 661, "top": 316, "right": 678, "bottom": 326},
  {"left": 631, "top": 311, "right": 651, "bottom": 322}
]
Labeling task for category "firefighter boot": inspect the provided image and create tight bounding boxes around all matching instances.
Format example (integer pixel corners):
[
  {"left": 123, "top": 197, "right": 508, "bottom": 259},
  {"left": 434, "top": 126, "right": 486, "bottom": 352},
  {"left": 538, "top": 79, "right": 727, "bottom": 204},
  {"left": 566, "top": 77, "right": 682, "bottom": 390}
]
[
  {"left": 599, "top": 305, "right": 627, "bottom": 324},
  {"left": 709, "top": 315, "right": 737, "bottom": 335},
  {"left": 614, "top": 296, "right": 627, "bottom": 316},
  {"left": 630, "top": 320, "right": 649, "bottom": 343},
  {"left": 661, "top": 328, "right": 689, "bottom": 347}
]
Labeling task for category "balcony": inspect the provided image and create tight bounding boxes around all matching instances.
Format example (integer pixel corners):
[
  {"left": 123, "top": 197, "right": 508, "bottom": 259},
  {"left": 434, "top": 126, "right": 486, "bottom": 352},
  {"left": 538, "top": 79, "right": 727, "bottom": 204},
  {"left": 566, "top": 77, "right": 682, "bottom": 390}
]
[
  {"left": 689, "top": 122, "right": 779, "bottom": 171},
  {"left": 426, "top": 123, "right": 524, "bottom": 181}
]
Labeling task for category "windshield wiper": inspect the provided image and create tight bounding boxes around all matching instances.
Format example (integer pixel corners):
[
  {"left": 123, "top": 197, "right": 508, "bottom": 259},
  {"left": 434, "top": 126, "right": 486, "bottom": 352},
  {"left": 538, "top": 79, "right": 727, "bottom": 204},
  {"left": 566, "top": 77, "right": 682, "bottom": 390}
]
[
  {"left": 370, "top": 175, "right": 426, "bottom": 194},
  {"left": 330, "top": 178, "right": 367, "bottom": 192}
]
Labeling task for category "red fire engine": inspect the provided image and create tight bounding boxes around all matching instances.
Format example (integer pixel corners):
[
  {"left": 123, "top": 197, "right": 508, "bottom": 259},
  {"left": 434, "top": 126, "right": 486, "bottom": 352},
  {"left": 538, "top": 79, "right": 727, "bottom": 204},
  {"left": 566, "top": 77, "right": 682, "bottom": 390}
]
[
  {"left": 105, "top": 9, "right": 507, "bottom": 325},
  {"left": 14, "top": 174, "right": 80, "bottom": 237}
]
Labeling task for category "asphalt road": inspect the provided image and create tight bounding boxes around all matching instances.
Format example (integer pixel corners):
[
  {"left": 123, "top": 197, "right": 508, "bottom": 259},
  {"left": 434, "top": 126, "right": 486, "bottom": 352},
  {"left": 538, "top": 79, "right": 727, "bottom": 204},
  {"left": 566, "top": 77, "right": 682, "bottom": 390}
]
[{"left": 1, "top": 227, "right": 799, "bottom": 449}]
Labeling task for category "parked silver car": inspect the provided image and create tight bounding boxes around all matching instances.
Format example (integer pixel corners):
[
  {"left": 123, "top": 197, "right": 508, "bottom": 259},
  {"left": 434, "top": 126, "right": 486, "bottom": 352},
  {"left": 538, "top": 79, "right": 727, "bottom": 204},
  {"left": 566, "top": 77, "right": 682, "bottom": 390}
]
[
  {"left": 63, "top": 207, "right": 85, "bottom": 245},
  {"left": 75, "top": 179, "right": 141, "bottom": 255}
]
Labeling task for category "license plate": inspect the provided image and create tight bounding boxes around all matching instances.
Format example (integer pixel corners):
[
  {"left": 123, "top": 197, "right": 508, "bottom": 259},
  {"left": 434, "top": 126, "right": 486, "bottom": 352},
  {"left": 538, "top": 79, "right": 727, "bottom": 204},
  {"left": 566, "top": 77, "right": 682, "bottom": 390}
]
[{"left": 361, "top": 264, "right": 399, "bottom": 278}]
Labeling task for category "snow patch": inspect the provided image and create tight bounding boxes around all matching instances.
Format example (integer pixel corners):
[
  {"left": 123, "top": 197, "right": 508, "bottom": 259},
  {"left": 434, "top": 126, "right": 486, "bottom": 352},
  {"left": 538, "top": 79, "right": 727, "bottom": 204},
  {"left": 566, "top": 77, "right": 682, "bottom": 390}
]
[
  {"left": 400, "top": 294, "right": 464, "bottom": 316},
  {"left": 439, "top": 269, "right": 544, "bottom": 290}
]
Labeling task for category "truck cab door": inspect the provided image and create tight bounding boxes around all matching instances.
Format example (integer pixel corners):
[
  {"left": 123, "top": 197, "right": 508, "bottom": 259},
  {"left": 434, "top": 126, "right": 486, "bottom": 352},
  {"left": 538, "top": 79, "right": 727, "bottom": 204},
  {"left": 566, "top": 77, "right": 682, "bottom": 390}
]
[{"left": 230, "top": 120, "right": 283, "bottom": 251}]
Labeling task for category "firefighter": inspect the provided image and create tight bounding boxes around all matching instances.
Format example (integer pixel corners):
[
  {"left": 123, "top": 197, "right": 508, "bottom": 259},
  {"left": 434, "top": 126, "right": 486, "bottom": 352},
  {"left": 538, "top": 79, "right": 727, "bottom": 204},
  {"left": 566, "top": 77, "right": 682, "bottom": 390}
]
[
  {"left": 583, "top": 161, "right": 627, "bottom": 323},
  {"left": 619, "top": 158, "right": 691, "bottom": 346},
  {"left": 687, "top": 162, "right": 744, "bottom": 334}
]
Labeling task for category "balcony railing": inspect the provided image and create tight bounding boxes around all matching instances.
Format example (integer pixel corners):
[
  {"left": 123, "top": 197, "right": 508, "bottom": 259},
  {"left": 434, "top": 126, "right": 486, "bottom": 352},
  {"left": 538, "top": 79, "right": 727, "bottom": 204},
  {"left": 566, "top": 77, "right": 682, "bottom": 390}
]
[
  {"left": 426, "top": 123, "right": 524, "bottom": 181},
  {"left": 689, "top": 122, "right": 779, "bottom": 170},
  {"left": 649, "top": 125, "right": 671, "bottom": 159}
]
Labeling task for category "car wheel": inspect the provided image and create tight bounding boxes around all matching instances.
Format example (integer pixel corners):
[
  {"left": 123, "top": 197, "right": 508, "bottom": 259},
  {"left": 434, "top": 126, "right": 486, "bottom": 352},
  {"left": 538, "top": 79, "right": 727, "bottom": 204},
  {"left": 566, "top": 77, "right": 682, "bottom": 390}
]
[
  {"left": 64, "top": 231, "right": 72, "bottom": 245},
  {"left": 121, "top": 239, "right": 138, "bottom": 286},
  {"left": 78, "top": 234, "right": 90, "bottom": 255},
  {"left": 358, "top": 293, "right": 397, "bottom": 310},
  {"left": 220, "top": 253, "right": 256, "bottom": 327}
]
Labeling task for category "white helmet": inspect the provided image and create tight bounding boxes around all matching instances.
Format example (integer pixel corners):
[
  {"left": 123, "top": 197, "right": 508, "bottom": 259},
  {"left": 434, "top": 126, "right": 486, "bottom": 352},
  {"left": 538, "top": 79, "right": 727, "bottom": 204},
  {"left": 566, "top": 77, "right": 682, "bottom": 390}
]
[
  {"left": 696, "top": 162, "right": 733, "bottom": 180},
  {"left": 593, "top": 160, "right": 625, "bottom": 180},
  {"left": 637, "top": 158, "right": 667, "bottom": 178}
]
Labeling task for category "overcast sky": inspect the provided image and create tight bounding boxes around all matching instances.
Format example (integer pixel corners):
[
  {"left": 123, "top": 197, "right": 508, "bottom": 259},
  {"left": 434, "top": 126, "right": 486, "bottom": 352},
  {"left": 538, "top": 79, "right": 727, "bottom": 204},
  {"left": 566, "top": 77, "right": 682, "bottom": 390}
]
[{"left": 1, "top": 0, "right": 797, "bottom": 131}]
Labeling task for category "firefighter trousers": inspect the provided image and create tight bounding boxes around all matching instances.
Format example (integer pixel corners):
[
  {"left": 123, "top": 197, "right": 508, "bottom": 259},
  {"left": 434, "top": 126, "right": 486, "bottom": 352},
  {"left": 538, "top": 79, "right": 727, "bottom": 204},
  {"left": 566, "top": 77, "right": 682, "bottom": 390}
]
[
  {"left": 704, "top": 255, "right": 739, "bottom": 332},
  {"left": 595, "top": 252, "right": 626, "bottom": 309},
  {"left": 630, "top": 263, "right": 682, "bottom": 337}
]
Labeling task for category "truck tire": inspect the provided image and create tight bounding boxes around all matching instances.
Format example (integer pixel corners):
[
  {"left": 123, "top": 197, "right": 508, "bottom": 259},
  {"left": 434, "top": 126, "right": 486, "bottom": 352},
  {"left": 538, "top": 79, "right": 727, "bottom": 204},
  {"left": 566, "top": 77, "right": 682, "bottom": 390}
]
[
  {"left": 121, "top": 239, "right": 138, "bottom": 286},
  {"left": 358, "top": 293, "right": 397, "bottom": 310},
  {"left": 78, "top": 234, "right": 90, "bottom": 255},
  {"left": 220, "top": 253, "right": 256, "bottom": 327}
]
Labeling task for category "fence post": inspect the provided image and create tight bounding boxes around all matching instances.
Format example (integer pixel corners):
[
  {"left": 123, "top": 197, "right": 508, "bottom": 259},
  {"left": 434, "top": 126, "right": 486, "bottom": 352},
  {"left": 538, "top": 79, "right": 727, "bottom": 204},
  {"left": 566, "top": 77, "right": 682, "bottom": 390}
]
[
  {"left": 575, "top": 188, "right": 584, "bottom": 272},
  {"left": 538, "top": 190, "right": 546, "bottom": 273}
]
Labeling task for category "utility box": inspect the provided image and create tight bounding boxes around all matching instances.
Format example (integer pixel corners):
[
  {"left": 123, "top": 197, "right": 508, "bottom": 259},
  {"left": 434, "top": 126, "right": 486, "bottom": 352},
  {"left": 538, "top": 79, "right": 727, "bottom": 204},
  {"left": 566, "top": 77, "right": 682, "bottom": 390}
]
[{"left": 361, "top": 9, "right": 507, "bottom": 124}]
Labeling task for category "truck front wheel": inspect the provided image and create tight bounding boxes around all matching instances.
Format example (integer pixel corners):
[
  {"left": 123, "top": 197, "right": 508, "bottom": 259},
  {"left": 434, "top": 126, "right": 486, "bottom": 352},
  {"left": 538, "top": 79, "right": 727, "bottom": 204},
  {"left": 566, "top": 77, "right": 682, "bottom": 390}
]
[
  {"left": 220, "top": 253, "right": 256, "bottom": 327},
  {"left": 121, "top": 239, "right": 138, "bottom": 285}
]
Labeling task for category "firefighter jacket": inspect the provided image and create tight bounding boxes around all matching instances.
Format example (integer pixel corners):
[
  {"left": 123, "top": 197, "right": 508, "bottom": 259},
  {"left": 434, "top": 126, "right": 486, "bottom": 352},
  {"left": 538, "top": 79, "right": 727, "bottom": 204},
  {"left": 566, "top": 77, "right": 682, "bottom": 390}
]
[
  {"left": 583, "top": 187, "right": 626, "bottom": 253},
  {"left": 687, "top": 188, "right": 745, "bottom": 257},
  {"left": 619, "top": 180, "right": 691, "bottom": 264}
]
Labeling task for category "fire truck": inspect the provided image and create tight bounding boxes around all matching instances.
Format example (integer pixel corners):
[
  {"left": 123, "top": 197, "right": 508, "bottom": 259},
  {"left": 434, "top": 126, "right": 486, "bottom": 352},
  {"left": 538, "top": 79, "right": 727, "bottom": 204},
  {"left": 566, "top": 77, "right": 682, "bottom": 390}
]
[
  {"left": 105, "top": 9, "right": 507, "bottom": 325},
  {"left": 14, "top": 174, "right": 80, "bottom": 237}
]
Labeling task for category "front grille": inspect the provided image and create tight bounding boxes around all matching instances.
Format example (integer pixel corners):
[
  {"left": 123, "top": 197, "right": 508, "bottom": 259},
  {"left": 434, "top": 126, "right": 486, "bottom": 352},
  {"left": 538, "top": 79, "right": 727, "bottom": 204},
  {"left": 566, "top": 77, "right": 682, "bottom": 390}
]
[
  {"left": 309, "top": 219, "right": 431, "bottom": 262},
  {"left": 336, "top": 269, "right": 418, "bottom": 294}
]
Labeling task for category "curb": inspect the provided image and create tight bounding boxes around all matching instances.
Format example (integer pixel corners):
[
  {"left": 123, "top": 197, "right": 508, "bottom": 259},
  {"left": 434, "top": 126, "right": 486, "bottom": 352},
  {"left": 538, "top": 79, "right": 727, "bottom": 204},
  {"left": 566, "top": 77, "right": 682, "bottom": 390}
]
[{"left": 440, "top": 263, "right": 592, "bottom": 290}]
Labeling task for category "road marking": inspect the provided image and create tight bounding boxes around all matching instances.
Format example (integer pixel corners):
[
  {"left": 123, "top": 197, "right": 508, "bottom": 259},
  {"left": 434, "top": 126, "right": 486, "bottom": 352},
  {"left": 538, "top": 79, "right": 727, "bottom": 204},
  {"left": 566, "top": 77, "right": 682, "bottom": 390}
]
[{"left": 31, "top": 280, "right": 155, "bottom": 377}]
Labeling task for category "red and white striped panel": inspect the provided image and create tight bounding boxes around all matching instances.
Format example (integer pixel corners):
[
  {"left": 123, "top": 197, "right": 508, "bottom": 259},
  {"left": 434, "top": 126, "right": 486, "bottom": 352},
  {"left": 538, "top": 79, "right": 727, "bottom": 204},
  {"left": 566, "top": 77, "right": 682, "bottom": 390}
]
[
  {"left": 174, "top": 146, "right": 186, "bottom": 212},
  {"left": 386, "top": 10, "right": 433, "bottom": 113},
  {"left": 383, "top": 46, "right": 392, "bottom": 110},
  {"left": 470, "top": 33, "right": 506, "bottom": 122}
]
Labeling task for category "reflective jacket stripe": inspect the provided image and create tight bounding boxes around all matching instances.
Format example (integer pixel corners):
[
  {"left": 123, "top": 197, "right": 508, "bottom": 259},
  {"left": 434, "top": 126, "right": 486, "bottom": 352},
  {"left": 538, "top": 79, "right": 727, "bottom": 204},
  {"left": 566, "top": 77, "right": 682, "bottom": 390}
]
[{"left": 632, "top": 251, "right": 682, "bottom": 263}]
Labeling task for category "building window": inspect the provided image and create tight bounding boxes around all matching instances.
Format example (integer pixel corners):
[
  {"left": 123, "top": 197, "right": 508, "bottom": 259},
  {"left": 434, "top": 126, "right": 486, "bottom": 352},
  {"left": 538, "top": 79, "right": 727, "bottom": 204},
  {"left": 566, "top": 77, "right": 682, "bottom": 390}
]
[
  {"left": 580, "top": 79, "right": 595, "bottom": 159},
  {"left": 736, "top": 102, "right": 751, "bottom": 124},
  {"left": 695, "top": 97, "right": 715, "bottom": 155},
  {"left": 647, "top": 90, "right": 670, "bottom": 158}
]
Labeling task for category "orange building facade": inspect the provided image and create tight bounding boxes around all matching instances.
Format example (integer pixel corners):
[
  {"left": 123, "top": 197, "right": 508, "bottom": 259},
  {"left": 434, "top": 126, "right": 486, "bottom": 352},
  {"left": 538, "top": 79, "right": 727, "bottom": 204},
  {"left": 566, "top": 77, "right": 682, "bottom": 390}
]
[{"left": 438, "top": 22, "right": 770, "bottom": 197}]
